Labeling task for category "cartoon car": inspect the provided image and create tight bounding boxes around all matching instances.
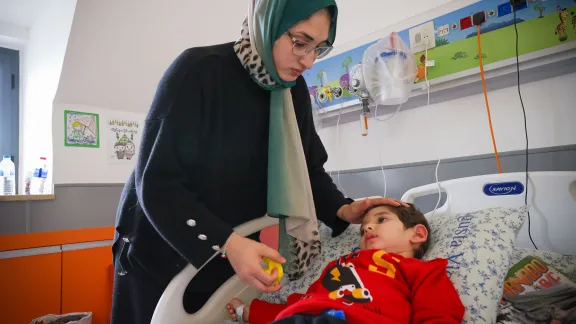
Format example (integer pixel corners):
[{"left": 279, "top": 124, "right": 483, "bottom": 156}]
[
  {"left": 314, "top": 70, "right": 344, "bottom": 104},
  {"left": 316, "top": 86, "right": 343, "bottom": 104}
]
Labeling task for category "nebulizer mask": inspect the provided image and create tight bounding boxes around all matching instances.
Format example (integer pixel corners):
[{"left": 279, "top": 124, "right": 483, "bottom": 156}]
[{"left": 349, "top": 32, "right": 417, "bottom": 136}]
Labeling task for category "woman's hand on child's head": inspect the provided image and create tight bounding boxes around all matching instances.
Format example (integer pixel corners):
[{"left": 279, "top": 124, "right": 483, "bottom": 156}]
[
  {"left": 225, "top": 233, "right": 285, "bottom": 293},
  {"left": 337, "top": 197, "right": 409, "bottom": 224}
]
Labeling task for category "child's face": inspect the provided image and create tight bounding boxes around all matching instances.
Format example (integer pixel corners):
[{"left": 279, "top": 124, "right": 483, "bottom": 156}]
[{"left": 359, "top": 206, "right": 427, "bottom": 255}]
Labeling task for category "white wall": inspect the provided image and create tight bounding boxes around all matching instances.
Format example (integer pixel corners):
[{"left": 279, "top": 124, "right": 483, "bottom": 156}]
[
  {"left": 52, "top": 0, "right": 463, "bottom": 184},
  {"left": 19, "top": 0, "right": 76, "bottom": 192},
  {"left": 0, "top": 22, "right": 28, "bottom": 49},
  {"left": 54, "top": 0, "right": 458, "bottom": 113},
  {"left": 319, "top": 72, "right": 576, "bottom": 171},
  {"left": 54, "top": 0, "right": 252, "bottom": 114},
  {"left": 52, "top": 0, "right": 575, "bottom": 184},
  {"left": 52, "top": 103, "right": 145, "bottom": 184},
  {"left": 52, "top": 0, "right": 252, "bottom": 184},
  {"left": 334, "top": 0, "right": 455, "bottom": 48},
  {"left": 316, "top": 0, "right": 576, "bottom": 172}
]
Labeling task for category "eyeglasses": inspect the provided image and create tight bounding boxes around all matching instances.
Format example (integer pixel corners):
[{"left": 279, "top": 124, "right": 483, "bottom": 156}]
[{"left": 286, "top": 31, "right": 333, "bottom": 60}]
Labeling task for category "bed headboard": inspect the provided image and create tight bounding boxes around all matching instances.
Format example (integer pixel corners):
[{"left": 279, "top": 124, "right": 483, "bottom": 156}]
[{"left": 401, "top": 171, "right": 576, "bottom": 256}]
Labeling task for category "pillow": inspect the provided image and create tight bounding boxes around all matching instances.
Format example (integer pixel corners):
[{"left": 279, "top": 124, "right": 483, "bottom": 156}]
[
  {"left": 260, "top": 221, "right": 362, "bottom": 304},
  {"left": 423, "top": 206, "right": 528, "bottom": 324}
]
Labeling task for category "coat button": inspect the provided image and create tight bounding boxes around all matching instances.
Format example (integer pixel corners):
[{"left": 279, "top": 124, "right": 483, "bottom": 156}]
[
  {"left": 198, "top": 234, "right": 207, "bottom": 240},
  {"left": 212, "top": 245, "right": 220, "bottom": 251},
  {"left": 186, "top": 219, "right": 196, "bottom": 227},
  {"left": 122, "top": 237, "right": 130, "bottom": 243}
]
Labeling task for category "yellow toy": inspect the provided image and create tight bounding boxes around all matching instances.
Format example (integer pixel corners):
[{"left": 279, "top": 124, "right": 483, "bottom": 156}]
[{"left": 262, "top": 257, "right": 284, "bottom": 285}]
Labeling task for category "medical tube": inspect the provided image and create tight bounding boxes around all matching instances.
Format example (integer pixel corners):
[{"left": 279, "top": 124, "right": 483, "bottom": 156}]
[{"left": 360, "top": 112, "right": 369, "bottom": 136}]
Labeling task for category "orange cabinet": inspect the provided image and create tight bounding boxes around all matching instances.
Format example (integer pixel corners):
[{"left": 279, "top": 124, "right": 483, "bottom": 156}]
[
  {"left": 0, "top": 228, "right": 115, "bottom": 324},
  {"left": 0, "top": 251, "right": 62, "bottom": 324},
  {"left": 61, "top": 246, "right": 113, "bottom": 324}
]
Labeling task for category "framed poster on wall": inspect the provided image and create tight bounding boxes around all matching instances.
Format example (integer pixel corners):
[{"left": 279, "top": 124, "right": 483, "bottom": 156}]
[
  {"left": 64, "top": 110, "right": 100, "bottom": 148},
  {"left": 106, "top": 117, "right": 141, "bottom": 163}
]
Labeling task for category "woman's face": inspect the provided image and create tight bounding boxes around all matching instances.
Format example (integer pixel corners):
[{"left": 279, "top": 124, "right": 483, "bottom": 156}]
[{"left": 273, "top": 9, "right": 331, "bottom": 82}]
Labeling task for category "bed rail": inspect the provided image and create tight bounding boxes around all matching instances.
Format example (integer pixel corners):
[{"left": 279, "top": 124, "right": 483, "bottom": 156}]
[
  {"left": 151, "top": 215, "right": 279, "bottom": 324},
  {"left": 402, "top": 171, "right": 576, "bottom": 256}
]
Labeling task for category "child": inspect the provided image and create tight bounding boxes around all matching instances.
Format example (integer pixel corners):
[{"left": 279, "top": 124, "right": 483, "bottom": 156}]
[{"left": 225, "top": 203, "right": 465, "bottom": 324}]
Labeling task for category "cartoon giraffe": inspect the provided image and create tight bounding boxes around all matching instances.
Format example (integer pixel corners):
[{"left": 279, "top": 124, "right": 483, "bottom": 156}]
[{"left": 555, "top": 7, "right": 569, "bottom": 41}]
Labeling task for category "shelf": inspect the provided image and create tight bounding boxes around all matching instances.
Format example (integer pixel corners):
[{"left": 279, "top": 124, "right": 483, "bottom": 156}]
[{"left": 0, "top": 194, "right": 55, "bottom": 202}]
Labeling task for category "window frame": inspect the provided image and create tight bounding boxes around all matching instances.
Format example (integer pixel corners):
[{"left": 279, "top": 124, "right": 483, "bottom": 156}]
[{"left": 0, "top": 47, "right": 20, "bottom": 193}]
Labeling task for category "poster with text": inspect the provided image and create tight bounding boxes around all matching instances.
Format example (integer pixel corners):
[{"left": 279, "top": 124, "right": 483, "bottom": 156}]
[
  {"left": 65, "top": 110, "right": 100, "bottom": 148},
  {"left": 106, "top": 117, "right": 141, "bottom": 163}
]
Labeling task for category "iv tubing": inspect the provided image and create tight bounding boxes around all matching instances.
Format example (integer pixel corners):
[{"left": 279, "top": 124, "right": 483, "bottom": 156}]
[{"left": 477, "top": 25, "right": 503, "bottom": 173}]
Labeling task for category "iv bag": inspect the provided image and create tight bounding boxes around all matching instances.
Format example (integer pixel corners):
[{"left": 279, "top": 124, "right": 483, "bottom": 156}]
[{"left": 362, "top": 32, "right": 417, "bottom": 106}]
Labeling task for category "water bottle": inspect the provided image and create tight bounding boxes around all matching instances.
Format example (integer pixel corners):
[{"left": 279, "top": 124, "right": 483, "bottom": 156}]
[
  {"left": 0, "top": 155, "right": 16, "bottom": 195},
  {"left": 31, "top": 157, "right": 48, "bottom": 195}
]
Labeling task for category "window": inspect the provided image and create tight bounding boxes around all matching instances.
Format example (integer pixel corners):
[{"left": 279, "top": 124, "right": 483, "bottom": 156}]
[{"left": 0, "top": 47, "right": 20, "bottom": 192}]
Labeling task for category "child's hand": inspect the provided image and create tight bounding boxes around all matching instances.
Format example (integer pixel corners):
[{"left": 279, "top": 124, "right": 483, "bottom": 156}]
[
  {"left": 337, "top": 197, "right": 409, "bottom": 224},
  {"left": 226, "top": 298, "right": 249, "bottom": 322},
  {"left": 225, "top": 233, "right": 285, "bottom": 293}
]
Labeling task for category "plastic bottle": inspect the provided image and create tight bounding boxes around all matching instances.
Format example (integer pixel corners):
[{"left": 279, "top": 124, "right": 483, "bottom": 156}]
[
  {"left": 24, "top": 170, "right": 33, "bottom": 195},
  {"left": 0, "top": 155, "right": 16, "bottom": 195},
  {"left": 31, "top": 157, "right": 48, "bottom": 195}
]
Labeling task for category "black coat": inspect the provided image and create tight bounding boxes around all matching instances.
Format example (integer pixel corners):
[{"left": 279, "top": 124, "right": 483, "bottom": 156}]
[{"left": 111, "top": 42, "right": 352, "bottom": 324}]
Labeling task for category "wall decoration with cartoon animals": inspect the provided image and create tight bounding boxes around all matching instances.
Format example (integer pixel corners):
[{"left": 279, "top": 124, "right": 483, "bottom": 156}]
[
  {"left": 107, "top": 118, "right": 140, "bottom": 163},
  {"left": 65, "top": 110, "right": 100, "bottom": 148},
  {"left": 304, "top": 0, "right": 576, "bottom": 112}
]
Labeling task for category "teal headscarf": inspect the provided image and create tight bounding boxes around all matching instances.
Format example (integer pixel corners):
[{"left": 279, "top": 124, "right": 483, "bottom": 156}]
[
  {"left": 246, "top": 0, "right": 337, "bottom": 88},
  {"left": 234, "top": 0, "right": 338, "bottom": 280}
]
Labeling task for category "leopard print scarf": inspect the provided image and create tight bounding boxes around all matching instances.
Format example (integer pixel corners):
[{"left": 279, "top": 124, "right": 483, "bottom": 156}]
[{"left": 234, "top": 19, "right": 276, "bottom": 87}]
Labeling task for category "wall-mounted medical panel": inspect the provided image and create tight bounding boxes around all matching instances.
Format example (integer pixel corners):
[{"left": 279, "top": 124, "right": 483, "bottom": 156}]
[{"left": 306, "top": 0, "right": 576, "bottom": 114}]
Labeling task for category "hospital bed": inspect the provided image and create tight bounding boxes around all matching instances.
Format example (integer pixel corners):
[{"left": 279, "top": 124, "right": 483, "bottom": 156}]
[{"left": 151, "top": 171, "right": 576, "bottom": 324}]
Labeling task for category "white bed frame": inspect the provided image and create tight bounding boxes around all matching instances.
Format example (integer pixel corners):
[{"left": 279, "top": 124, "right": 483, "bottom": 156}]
[
  {"left": 402, "top": 171, "right": 576, "bottom": 256},
  {"left": 151, "top": 171, "right": 576, "bottom": 324}
]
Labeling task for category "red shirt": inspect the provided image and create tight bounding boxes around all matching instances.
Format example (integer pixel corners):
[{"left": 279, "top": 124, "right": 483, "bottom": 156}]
[{"left": 250, "top": 249, "right": 464, "bottom": 324}]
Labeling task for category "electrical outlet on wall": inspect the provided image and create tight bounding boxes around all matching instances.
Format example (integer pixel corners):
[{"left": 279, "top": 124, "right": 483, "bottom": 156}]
[
  {"left": 409, "top": 21, "right": 436, "bottom": 53},
  {"left": 438, "top": 24, "right": 450, "bottom": 37}
]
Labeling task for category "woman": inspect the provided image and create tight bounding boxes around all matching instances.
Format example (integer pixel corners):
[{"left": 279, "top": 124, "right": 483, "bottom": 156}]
[{"left": 111, "top": 1, "right": 406, "bottom": 323}]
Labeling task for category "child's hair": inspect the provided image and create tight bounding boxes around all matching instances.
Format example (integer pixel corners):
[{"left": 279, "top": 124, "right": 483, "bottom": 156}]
[{"left": 362, "top": 203, "right": 431, "bottom": 259}]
